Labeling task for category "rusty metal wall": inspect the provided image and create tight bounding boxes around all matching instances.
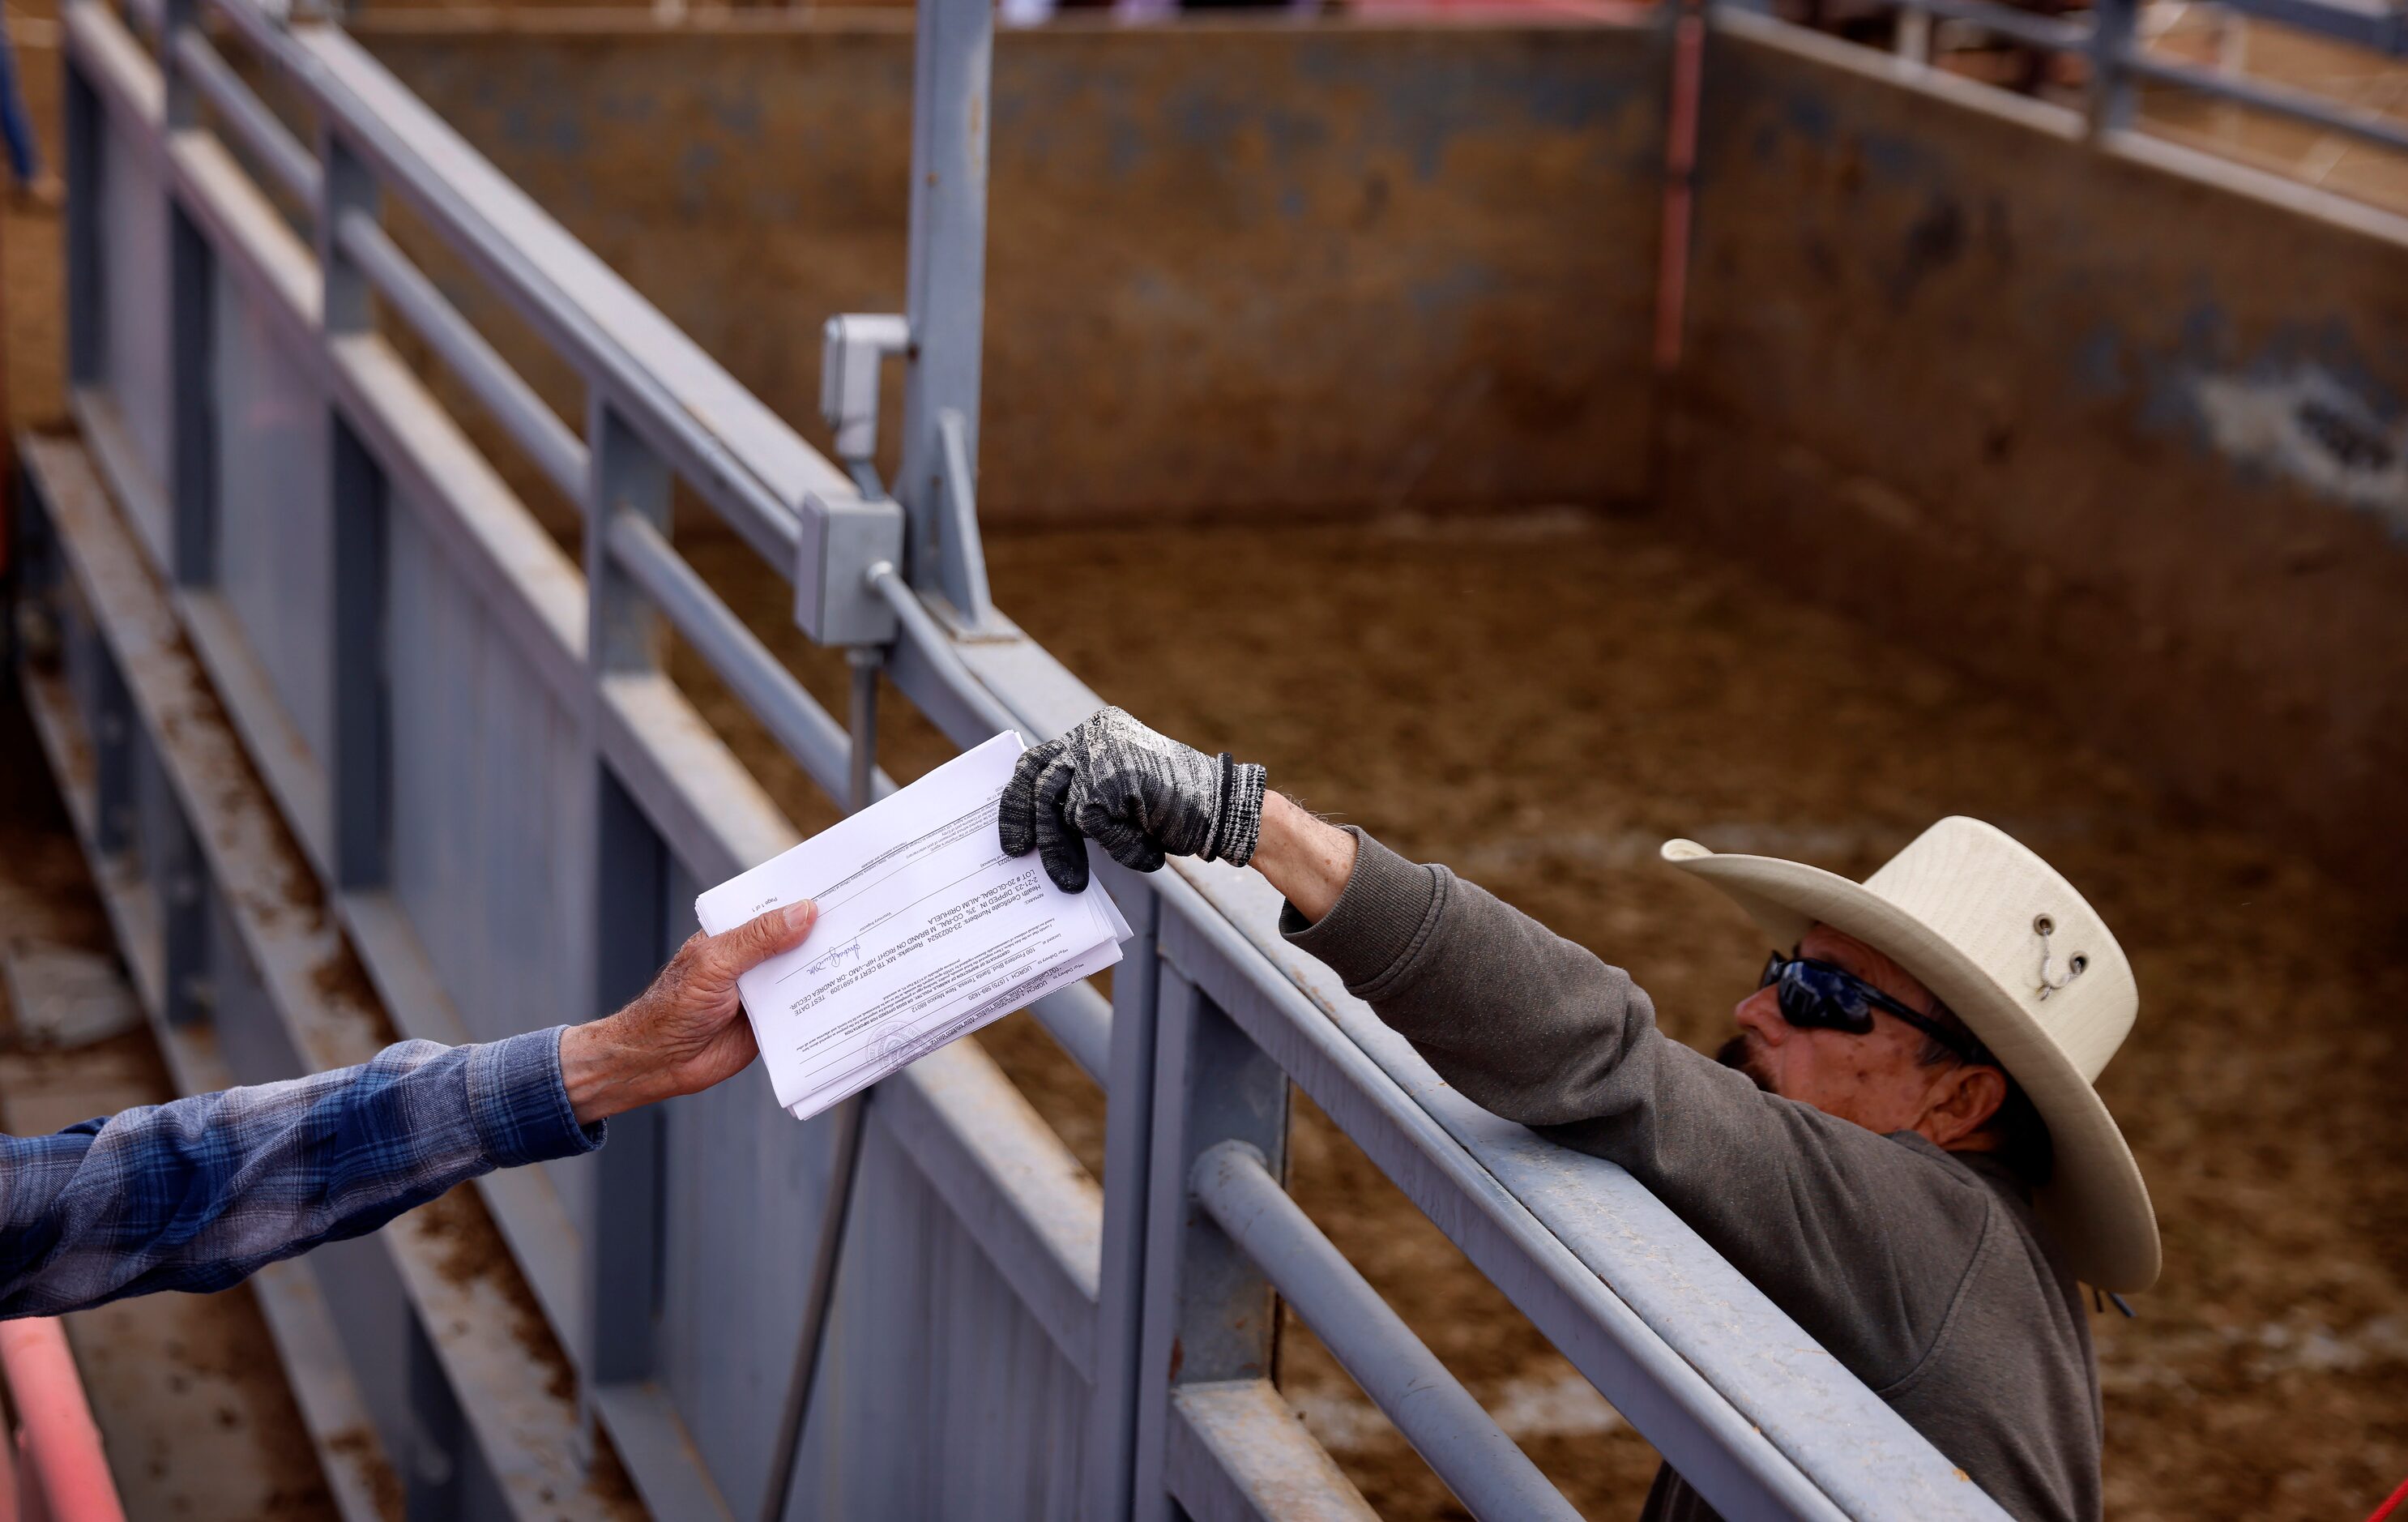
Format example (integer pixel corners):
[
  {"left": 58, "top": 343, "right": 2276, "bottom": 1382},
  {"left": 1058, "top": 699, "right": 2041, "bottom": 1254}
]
[
  {"left": 356, "top": 15, "right": 1668, "bottom": 528},
  {"left": 1666, "top": 12, "right": 2408, "bottom": 904}
]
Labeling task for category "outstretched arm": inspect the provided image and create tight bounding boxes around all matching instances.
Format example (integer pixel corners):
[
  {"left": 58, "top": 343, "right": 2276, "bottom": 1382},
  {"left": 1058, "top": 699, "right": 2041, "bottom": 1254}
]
[
  {"left": 1280, "top": 827, "right": 1988, "bottom": 1388},
  {"left": 999, "top": 709, "right": 1985, "bottom": 1387},
  {"left": 1248, "top": 790, "right": 1360, "bottom": 925},
  {"left": 0, "top": 900, "right": 815, "bottom": 1319}
]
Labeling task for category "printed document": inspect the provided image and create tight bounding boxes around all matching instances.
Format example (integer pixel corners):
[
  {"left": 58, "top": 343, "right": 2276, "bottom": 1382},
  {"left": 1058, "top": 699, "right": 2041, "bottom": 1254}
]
[{"left": 695, "top": 733, "right": 1131, "bottom": 1121}]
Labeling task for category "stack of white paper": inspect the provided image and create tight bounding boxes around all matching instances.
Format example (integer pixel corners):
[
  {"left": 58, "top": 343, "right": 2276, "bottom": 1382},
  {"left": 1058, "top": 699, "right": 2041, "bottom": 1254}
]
[{"left": 695, "top": 733, "right": 1131, "bottom": 1122}]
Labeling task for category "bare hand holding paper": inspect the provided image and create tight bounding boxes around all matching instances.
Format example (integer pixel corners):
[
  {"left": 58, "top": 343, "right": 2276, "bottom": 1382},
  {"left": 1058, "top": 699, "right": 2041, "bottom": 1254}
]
[{"left": 695, "top": 733, "right": 1130, "bottom": 1121}]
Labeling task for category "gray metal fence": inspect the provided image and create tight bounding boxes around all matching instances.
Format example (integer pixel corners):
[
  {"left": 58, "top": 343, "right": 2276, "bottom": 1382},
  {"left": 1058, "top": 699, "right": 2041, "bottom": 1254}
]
[
  {"left": 24, "top": 0, "right": 2042, "bottom": 1516},
  {"left": 1846, "top": 0, "right": 2408, "bottom": 149}
]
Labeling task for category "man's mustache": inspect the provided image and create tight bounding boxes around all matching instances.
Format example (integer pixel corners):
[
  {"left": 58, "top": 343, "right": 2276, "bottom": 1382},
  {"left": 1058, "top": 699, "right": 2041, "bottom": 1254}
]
[{"left": 1717, "top": 1033, "right": 1778, "bottom": 1095}]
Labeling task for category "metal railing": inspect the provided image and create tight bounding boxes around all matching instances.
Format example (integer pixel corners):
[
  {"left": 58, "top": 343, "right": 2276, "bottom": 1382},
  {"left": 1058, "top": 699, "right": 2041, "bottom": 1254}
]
[
  {"left": 1853, "top": 0, "right": 2408, "bottom": 149},
  {"left": 33, "top": 0, "right": 2018, "bottom": 1516}
]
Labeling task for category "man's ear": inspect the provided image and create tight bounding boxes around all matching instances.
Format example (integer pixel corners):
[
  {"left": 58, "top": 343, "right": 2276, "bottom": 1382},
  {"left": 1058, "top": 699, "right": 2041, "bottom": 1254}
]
[{"left": 1921, "top": 1063, "right": 2009, "bottom": 1150}]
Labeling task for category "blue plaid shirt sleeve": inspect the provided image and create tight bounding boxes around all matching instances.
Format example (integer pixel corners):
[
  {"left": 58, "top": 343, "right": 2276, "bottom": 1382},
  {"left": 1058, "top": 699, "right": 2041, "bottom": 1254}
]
[{"left": 0, "top": 1027, "right": 605, "bottom": 1319}]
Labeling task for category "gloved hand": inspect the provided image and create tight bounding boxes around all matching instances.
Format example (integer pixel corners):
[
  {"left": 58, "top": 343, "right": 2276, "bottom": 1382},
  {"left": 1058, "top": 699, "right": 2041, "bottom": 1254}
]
[{"left": 999, "top": 708, "right": 1267, "bottom": 893}]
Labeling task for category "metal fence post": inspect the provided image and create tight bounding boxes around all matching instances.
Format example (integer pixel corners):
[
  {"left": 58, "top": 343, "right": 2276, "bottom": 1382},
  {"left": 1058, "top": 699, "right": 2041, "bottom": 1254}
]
[
  {"left": 897, "top": 0, "right": 997, "bottom": 630},
  {"left": 162, "top": 0, "right": 214, "bottom": 589},
  {"left": 757, "top": 643, "right": 886, "bottom": 1522},
  {"left": 404, "top": 1318, "right": 468, "bottom": 1520},
  {"left": 161, "top": 0, "right": 197, "bottom": 128},
  {"left": 586, "top": 400, "right": 670, "bottom": 674},
  {"left": 159, "top": 796, "right": 211, "bottom": 1026},
  {"left": 582, "top": 397, "right": 676, "bottom": 1395},
  {"left": 320, "top": 130, "right": 390, "bottom": 890},
  {"left": 1086, "top": 876, "right": 1162, "bottom": 1522},
  {"left": 2090, "top": 0, "right": 2137, "bottom": 134},
  {"left": 318, "top": 130, "right": 377, "bottom": 339},
  {"left": 167, "top": 206, "right": 214, "bottom": 587},
  {"left": 329, "top": 420, "right": 388, "bottom": 889},
  {"left": 1129, "top": 964, "right": 1291, "bottom": 1522},
  {"left": 91, "top": 643, "right": 134, "bottom": 858},
  {"left": 587, "top": 769, "right": 669, "bottom": 1389}
]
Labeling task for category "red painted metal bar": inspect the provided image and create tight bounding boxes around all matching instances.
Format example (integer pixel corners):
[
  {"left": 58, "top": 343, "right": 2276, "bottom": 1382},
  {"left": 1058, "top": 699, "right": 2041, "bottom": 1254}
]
[
  {"left": 0, "top": 1319, "right": 126, "bottom": 1522},
  {"left": 1654, "top": 0, "right": 1706, "bottom": 371}
]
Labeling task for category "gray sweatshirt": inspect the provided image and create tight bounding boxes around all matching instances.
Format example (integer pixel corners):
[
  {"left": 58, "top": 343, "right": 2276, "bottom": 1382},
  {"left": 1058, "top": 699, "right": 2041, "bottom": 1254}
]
[{"left": 1279, "top": 829, "right": 2102, "bottom": 1522}]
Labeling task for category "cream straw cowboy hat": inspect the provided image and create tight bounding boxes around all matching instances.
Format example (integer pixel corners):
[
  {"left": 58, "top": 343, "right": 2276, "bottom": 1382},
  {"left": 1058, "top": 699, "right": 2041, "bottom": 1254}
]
[{"left": 1662, "top": 816, "right": 2159, "bottom": 1293}]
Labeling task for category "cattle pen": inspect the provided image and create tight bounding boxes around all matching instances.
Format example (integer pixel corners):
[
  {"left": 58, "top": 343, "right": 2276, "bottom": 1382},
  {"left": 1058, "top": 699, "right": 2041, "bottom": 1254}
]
[{"left": 7, "top": 0, "right": 2408, "bottom": 1513}]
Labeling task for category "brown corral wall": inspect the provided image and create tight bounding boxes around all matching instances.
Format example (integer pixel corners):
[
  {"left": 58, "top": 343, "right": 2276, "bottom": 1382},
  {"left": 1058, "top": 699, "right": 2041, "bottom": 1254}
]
[
  {"left": 1666, "top": 16, "right": 2408, "bottom": 904},
  {"left": 356, "top": 13, "right": 1667, "bottom": 523}
]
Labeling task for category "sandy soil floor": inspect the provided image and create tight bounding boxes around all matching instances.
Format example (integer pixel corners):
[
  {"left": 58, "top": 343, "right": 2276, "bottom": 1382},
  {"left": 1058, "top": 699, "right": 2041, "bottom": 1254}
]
[{"left": 671, "top": 515, "right": 2408, "bottom": 1522}]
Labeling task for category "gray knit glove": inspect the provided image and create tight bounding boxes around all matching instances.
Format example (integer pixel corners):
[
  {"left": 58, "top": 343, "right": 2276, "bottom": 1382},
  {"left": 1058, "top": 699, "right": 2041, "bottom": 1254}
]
[{"left": 999, "top": 708, "right": 1267, "bottom": 894}]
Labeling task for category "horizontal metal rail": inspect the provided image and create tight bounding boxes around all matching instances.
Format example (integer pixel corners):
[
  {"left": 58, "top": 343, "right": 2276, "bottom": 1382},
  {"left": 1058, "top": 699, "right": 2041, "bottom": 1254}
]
[
  {"left": 2217, "top": 0, "right": 2408, "bottom": 55},
  {"left": 338, "top": 208, "right": 590, "bottom": 502},
  {"left": 1027, "top": 980, "right": 1111, "bottom": 1088},
  {"left": 1189, "top": 1141, "right": 1582, "bottom": 1522},
  {"left": 870, "top": 562, "right": 1021, "bottom": 738},
  {"left": 1893, "top": 0, "right": 2090, "bottom": 53},
  {"left": 2120, "top": 46, "right": 2408, "bottom": 153},
  {"left": 199, "top": 0, "right": 832, "bottom": 571},
  {"left": 606, "top": 508, "right": 888, "bottom": 809},
  {"left": 171, "top": 26, "right": 318, "bottom": 203},
  {"left": 1865, "top": 0, "right": 2408, "bottom": 154}
]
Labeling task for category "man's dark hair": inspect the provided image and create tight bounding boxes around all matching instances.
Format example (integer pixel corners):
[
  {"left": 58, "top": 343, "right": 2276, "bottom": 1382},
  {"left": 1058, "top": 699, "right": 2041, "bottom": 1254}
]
[{"left": 1915, "top": 1001, "right": 2054, "bottom": 1186}]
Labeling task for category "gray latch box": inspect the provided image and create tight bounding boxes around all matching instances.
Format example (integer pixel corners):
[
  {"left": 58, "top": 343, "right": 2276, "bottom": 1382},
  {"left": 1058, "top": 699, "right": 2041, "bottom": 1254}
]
[{"left": 794, "top": 487, "right": 906, "bottom": 647}]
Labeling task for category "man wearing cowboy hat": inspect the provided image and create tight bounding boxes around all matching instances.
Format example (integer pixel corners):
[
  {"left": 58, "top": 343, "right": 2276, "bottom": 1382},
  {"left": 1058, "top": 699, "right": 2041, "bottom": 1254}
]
[{"left": 1001, "top": 708, "right": 2156, "bottom": 1522}]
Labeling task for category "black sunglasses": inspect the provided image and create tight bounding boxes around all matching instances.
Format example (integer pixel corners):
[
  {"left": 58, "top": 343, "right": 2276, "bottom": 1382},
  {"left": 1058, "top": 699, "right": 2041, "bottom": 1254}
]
[{"left": 1758, "top": 951, "right": 1984, "bottom": 1063}]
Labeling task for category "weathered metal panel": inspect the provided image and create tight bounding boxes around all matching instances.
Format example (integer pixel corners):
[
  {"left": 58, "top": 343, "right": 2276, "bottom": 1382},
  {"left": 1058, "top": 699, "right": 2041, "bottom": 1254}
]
[
  {"left": 794, "top": 1116, "right": 1092, "bottom": 1520},
  {"left": 386, "top": 493, "right": 589, "bottom": 1047},
  {"left": 386, "top": 493, "right": 600, "bottom": 1237},
  {"left": 656, "top": 1060, "right": 826, "bottom": 1517},
  {"left": 656, "top": 1055, "right": 1093, "bottom": 1520},
  {"left": 98, "top": 107, "right": 172, "bottom": 514},
  {"left": 211, "top": 259, "right": 335, "bottom": 767}
]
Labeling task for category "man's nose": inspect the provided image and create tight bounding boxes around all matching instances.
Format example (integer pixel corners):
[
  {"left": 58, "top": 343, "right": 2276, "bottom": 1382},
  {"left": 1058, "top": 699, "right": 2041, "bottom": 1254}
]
[{"left": 1733, "top": 985, "right": 1787, "bottom": 1044}]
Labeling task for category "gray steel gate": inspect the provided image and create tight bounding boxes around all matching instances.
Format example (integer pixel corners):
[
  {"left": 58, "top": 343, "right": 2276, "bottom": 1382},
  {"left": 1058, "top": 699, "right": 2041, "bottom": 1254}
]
[{"left": 19, "top": 0, "right": 2022, "bottom": 1514}]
